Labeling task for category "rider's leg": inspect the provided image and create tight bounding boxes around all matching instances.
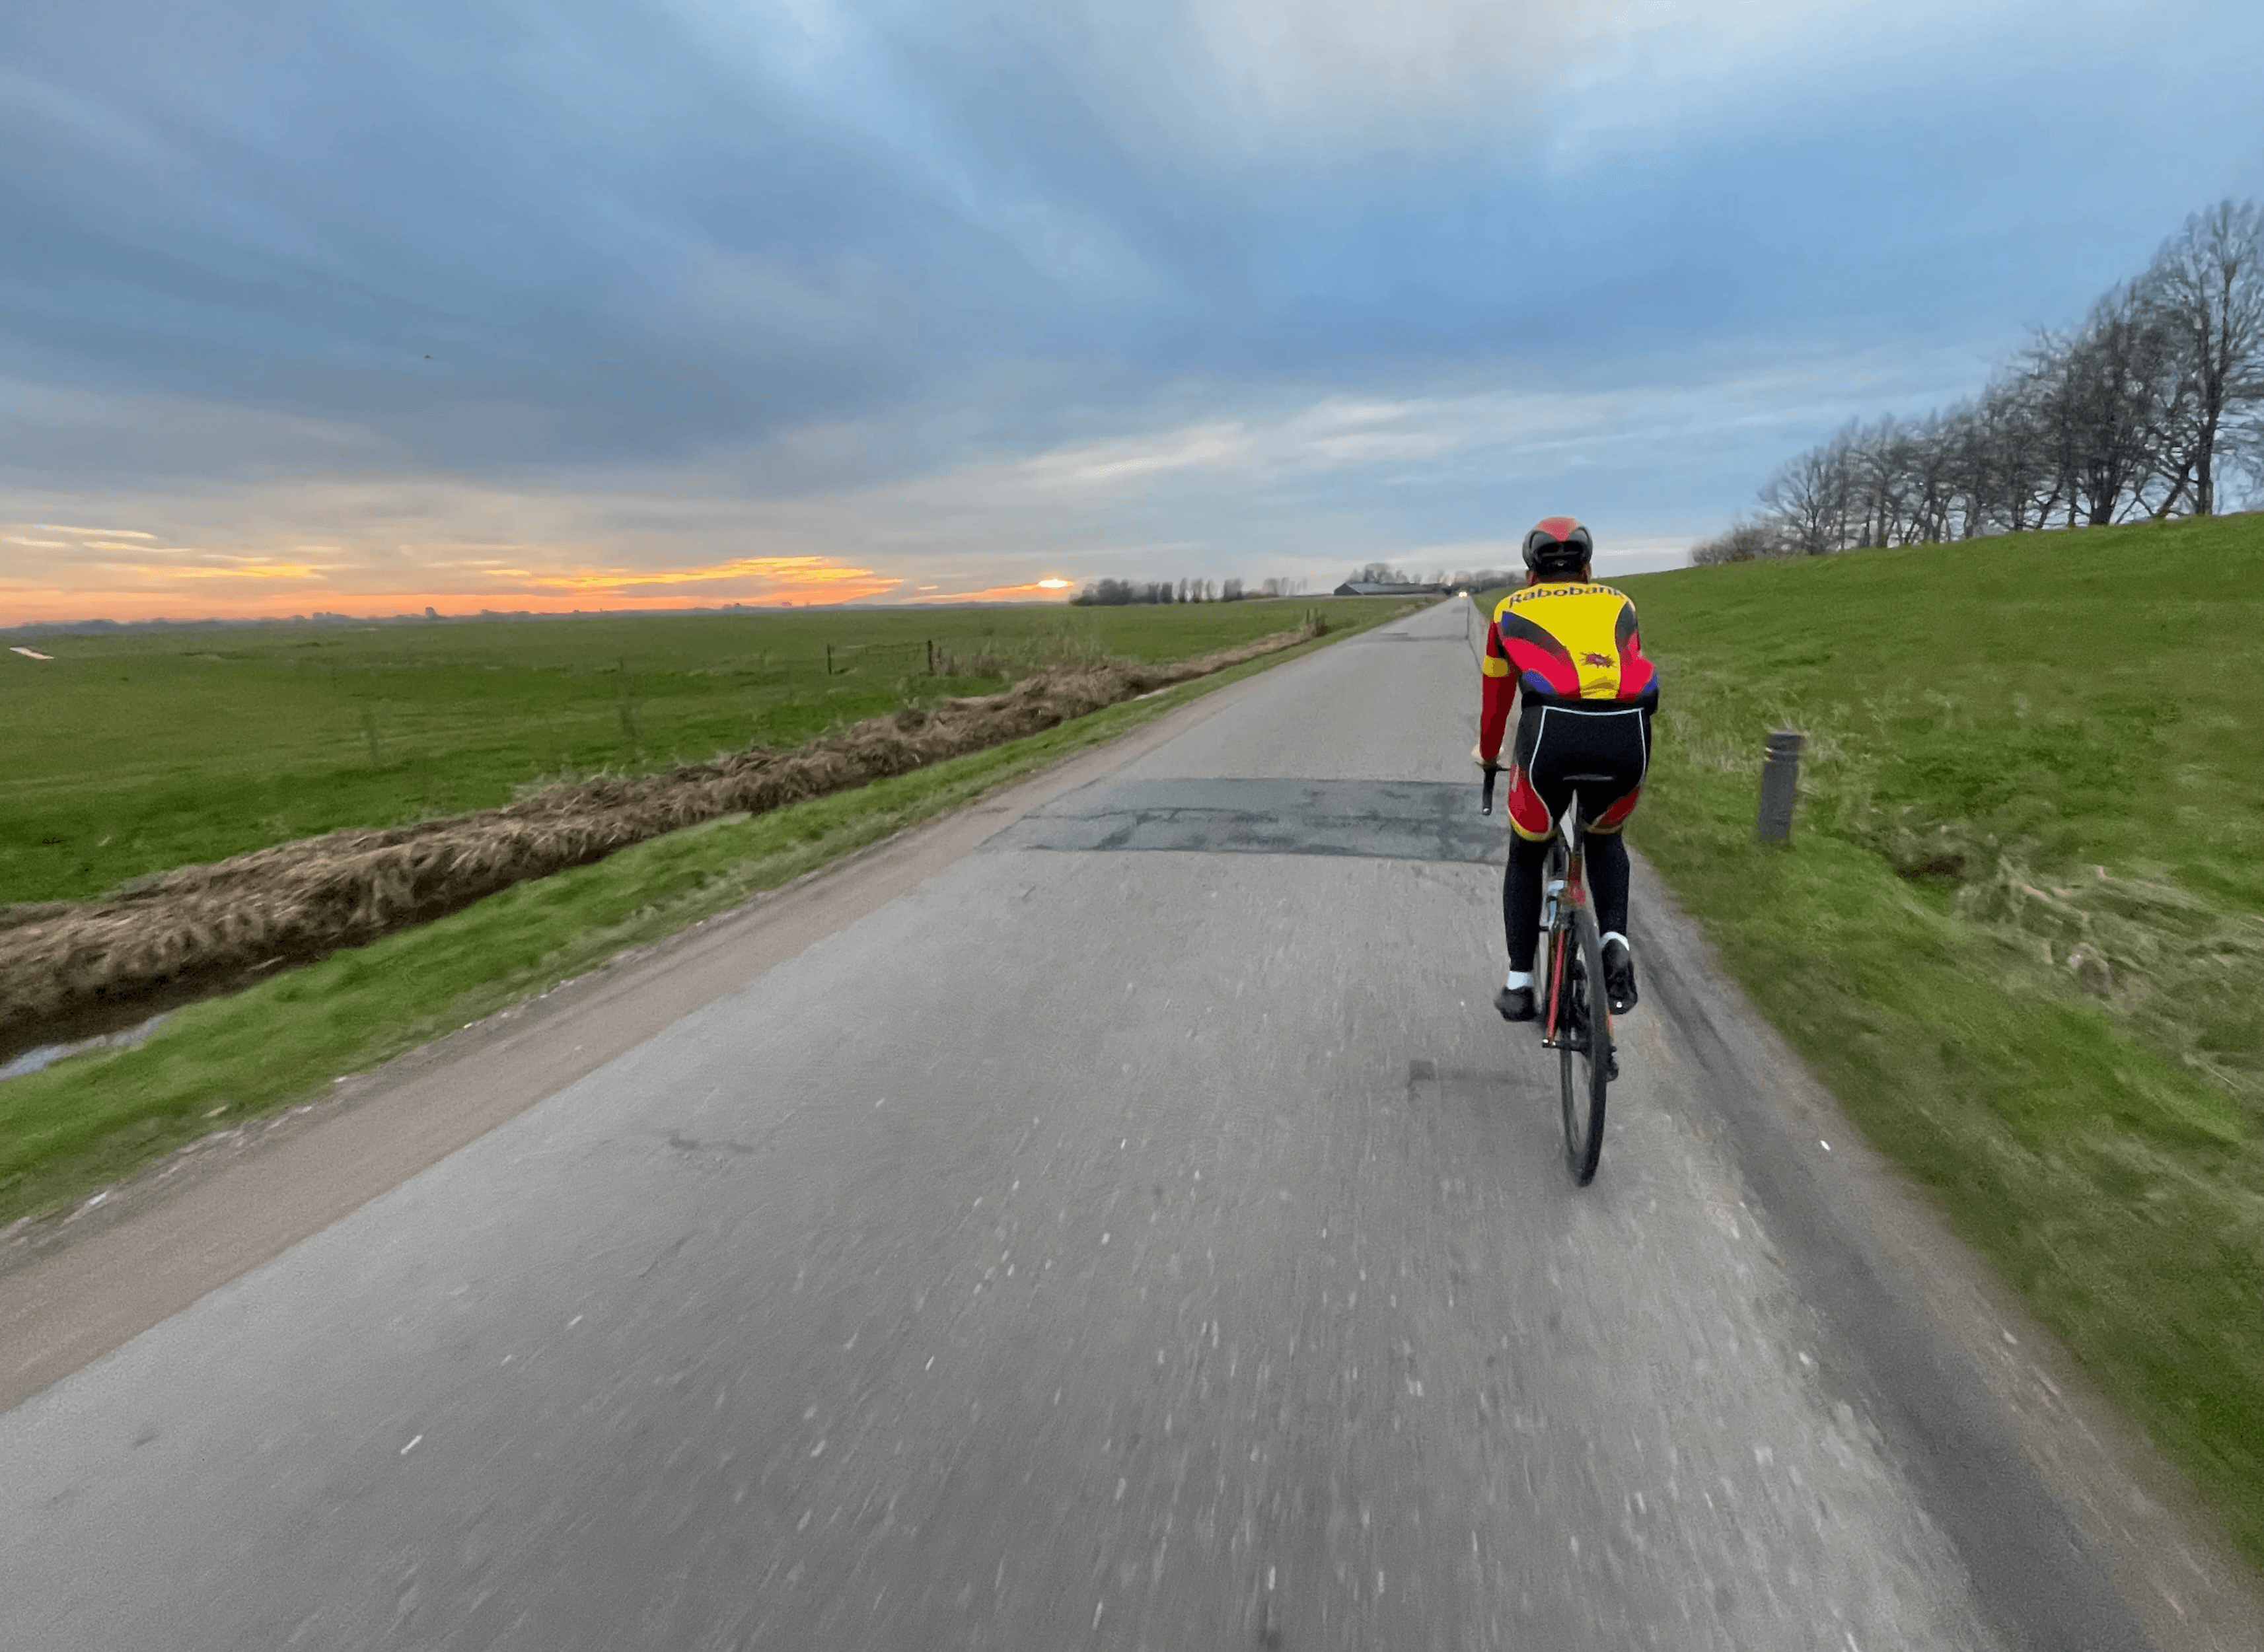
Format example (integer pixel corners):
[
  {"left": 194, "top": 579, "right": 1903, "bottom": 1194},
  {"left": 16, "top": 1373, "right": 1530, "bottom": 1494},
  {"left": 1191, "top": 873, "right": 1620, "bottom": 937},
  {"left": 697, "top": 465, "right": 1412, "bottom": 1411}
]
[
  {"left": 1495, "top": 760, "right": 1557, "bottom": 1021},
  {"left": 1502, "top": 832, "right": 1551, "bottom": 972},
  {"left": 1587, "top": 773, "right": 1644, "bottom": 1014},
  {"left": 1584, "top": 828, "right": 1629, "bottom": 939},
  {"left": 1495, "top": 834, "right": 1551, "bottom": 1020},
  {"left": 1585, "top": 826, "right": 1639, "bottom": 1013}
]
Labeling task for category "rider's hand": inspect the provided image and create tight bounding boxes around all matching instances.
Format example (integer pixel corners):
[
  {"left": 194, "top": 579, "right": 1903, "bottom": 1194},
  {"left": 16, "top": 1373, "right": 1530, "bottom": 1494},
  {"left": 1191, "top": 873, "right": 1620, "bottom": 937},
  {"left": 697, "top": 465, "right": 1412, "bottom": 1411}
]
[{"left": 1473, "top": 744, "right": 1498, "bottom": 771}]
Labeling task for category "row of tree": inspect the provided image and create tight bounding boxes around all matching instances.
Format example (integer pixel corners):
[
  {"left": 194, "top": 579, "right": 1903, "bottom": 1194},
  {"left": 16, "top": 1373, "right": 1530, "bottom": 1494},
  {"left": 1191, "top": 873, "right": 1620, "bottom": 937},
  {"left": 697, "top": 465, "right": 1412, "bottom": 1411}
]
[
  {"left": 1073, "top": 560, "right": 1535, "bottom": 606},
  {"left": 1074, "top": 577, "right": 1240, "bottom": 604},
  {"left": 1072, "top": 576, "right": 1321, "bottom": 604},
  {"left": 1697, "top": 199, "right": 2264, "bottom": 563},
  {"left": 1346, "top": 561, "right": 1519, "bottom": 589},
  {"left": 1073, "top": 557, "right": 1545, "bottom": 605}
]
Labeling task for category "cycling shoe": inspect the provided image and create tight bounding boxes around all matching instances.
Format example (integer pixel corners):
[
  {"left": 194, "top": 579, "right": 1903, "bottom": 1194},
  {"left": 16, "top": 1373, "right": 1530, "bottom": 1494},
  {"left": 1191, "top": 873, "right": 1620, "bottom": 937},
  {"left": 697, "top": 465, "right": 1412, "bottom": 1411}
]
[
  {"left": 1601, "top": 937, "right": 1638, "bottom": 1015},
  {"left": 1494, "top": 985, "right": 1537, "bottom": 1022}
]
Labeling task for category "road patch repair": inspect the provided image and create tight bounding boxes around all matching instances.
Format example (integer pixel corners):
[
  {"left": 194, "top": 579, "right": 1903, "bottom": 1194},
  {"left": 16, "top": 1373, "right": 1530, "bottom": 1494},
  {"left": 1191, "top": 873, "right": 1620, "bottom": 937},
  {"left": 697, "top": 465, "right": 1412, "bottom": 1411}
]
[{"left": 990, "top": 777, "right": 1502, "bottom": 863}]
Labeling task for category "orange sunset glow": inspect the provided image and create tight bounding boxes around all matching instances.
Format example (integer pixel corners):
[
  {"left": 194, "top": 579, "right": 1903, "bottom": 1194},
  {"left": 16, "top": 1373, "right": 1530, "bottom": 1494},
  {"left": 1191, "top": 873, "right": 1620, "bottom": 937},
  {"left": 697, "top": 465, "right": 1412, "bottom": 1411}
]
[
  {"left": 906, "top": 578, "right": 1077, "bottom": 604},
  {"left": 1, "top": 526, "right": 903, "bottom": 622},
  {"left": 0, "top": 521, "right": 1106, "bottom": 622}
]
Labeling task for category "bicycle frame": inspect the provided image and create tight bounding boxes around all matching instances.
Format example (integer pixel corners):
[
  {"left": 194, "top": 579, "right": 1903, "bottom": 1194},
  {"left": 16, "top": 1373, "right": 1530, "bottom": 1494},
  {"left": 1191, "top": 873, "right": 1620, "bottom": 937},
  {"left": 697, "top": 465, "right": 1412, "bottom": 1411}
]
[
  {"left": 1482, "top": 765, "right": 1615, "bottom": 1184},
  {"left": 1540, "top": 808, "right": 1585, "bottom": 1051},
  {"left": 1479, "top": 768, "right": 1588, "bottom": 1049}
]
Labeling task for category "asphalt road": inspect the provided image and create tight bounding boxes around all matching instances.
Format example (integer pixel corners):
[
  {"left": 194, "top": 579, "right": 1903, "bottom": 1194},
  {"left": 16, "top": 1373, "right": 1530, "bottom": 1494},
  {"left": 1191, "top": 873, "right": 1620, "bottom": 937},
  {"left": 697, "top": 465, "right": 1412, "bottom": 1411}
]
[{"left": 0, "top": 598, "right": 2177, "bottom": 1649}]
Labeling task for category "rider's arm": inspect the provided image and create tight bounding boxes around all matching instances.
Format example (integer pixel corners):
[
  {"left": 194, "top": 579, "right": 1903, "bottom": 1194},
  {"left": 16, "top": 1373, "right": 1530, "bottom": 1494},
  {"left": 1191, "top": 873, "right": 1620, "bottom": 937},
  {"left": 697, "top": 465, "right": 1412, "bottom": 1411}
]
[
  {"left": 1478, "top": 610, "right": 1515, "bottom": 764},
  {"left": 1614, "top": 595, "right": 1660, "bottom": 707}
]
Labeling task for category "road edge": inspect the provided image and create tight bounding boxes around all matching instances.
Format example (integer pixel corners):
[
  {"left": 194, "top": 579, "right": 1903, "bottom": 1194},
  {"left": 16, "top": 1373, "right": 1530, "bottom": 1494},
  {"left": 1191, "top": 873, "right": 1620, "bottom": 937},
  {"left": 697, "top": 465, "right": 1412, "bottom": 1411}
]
[
  {"left": 0, "top": 625, "right": 1384, "bottom": 1413},
  {"left": 1632, "top": 851, "right": 2264, "bottom": 1652}
]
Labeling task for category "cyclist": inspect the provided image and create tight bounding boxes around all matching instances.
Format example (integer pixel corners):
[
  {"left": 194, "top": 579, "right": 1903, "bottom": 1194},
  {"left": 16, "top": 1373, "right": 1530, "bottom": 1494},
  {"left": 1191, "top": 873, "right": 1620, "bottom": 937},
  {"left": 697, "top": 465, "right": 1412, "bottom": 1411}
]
[{"left": 1475, "top": 517, "right": 1658, "bottom": 1023}]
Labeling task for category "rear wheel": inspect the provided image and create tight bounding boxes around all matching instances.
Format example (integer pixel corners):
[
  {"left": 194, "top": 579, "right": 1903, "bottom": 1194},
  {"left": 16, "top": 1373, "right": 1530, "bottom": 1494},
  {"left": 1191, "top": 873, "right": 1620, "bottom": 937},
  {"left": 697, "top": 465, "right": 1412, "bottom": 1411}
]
[{"left": 1556, "top": 904, "right": 1611, "bottom": 1184}]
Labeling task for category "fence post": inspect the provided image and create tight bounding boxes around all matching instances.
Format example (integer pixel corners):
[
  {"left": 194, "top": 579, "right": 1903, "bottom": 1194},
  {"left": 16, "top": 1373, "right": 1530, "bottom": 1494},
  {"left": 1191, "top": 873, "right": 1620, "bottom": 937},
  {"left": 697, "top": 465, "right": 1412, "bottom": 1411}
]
[
  {"left": 1756, "top": 729, "right": 1804, "bottom": 843},
  {"left": 926, "top": 639, "right": 935, "bottom": 676},
  {"left": 824, "top": 643, "right": 834, "bottom": 676}
]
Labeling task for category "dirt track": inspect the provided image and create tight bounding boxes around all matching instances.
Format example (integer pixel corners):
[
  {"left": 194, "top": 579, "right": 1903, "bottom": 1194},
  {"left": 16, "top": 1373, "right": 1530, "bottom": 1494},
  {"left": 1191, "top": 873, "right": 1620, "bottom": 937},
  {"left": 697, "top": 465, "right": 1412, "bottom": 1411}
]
[{"left": 0, "top": 624, "right": 1319, "bottom": 1058}]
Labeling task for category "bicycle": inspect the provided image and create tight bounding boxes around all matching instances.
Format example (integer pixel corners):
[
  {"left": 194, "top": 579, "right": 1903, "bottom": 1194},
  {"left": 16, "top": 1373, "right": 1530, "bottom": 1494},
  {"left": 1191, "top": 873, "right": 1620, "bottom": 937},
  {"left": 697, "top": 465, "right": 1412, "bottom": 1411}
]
[{"left": 1482, "top": 764, "right": 1615, "bottom": 1185}]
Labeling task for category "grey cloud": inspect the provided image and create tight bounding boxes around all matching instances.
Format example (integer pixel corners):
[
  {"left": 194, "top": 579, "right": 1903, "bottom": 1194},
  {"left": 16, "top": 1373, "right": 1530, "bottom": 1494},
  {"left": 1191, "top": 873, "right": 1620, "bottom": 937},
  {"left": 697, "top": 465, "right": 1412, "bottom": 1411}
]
[
  {"left": 2, "top": 0, "right": 1215, "bottom": 484},
  {"left": 7, "top": 0, "right": 2262, "bottom": 604}
]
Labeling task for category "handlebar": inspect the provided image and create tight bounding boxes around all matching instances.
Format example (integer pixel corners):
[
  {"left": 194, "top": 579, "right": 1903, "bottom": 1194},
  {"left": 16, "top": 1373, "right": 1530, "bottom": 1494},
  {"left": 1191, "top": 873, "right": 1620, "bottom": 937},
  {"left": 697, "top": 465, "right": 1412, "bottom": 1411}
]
[{"left": 1480, "top": 764, "right": 1500, "bottom": 816}]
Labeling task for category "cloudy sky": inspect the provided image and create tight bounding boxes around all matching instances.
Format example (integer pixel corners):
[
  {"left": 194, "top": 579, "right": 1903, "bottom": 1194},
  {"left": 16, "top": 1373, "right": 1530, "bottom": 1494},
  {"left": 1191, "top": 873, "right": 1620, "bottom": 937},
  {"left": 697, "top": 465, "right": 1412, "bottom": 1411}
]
[{"left": 5, "top": 0, "right": 2261, "bottom": 620}]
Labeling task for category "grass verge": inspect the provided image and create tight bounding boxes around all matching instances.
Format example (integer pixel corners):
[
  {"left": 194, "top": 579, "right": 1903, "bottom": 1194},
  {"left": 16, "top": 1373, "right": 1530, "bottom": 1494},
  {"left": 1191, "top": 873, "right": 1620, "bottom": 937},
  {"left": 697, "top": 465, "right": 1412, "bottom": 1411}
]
[
  {"left": 0, "top": 605, "right": 1414, "bottom": 1230},
  {"left": 4, "top": 600, "right": 1324, "bottom": 904},
  {"left": 1558, "top": 517, "right": 2264, "bottom": 1571}
]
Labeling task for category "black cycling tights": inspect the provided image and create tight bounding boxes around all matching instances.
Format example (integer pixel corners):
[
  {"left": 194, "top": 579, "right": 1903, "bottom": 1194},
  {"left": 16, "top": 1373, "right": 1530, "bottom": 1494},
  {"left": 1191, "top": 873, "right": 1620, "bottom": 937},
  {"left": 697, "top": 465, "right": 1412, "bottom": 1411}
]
[{"left": 1504, "top": 831, "right": 1629, "bottom": 972}]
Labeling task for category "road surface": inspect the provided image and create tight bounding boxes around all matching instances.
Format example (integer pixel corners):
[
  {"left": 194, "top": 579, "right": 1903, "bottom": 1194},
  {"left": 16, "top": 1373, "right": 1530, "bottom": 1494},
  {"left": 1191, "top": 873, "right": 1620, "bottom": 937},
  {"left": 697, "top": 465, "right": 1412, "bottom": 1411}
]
[{"left": 0, "top": 598, "right": 2210, "bottom": 1649}]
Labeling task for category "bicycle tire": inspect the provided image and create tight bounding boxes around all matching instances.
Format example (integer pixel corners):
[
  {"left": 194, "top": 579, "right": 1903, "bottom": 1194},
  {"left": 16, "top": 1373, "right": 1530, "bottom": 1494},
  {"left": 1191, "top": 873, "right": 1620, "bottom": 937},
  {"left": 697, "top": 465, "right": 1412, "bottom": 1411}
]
[{"left": 1557, "top": 902, "right": 1611, "bottom": 1184}]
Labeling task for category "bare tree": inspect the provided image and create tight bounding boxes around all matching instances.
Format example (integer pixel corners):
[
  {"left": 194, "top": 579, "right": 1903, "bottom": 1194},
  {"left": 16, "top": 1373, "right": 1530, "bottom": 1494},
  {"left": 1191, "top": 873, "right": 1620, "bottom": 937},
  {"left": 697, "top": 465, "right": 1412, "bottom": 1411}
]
[
  {"left": 1727, "top": 198, "right": 2264, "bottom": 558},
  {"left": 2142, "top": 201, "right": 2264, "bottom": 517},
  {"left": 1759, "top": 427, "right": 1852, "bottom": 554},
  {"left": 1690, "top": 519, "right": 1789, "bottom": 563},
  {"left": 1973, "top": 370, "right": 2054, "bottom": 532},
  {"left": 2223, "top": 399, "right": 2264, "bottom": 507},
  {"left": 2060, "top": 284, "right": 2180, "bottom": 524},
  {"left": 1935, "top": 401, "right": 2001, "bottom": 539},
  {"left": 1896, "top": 413, "right": 1964, "bottom": 546}
]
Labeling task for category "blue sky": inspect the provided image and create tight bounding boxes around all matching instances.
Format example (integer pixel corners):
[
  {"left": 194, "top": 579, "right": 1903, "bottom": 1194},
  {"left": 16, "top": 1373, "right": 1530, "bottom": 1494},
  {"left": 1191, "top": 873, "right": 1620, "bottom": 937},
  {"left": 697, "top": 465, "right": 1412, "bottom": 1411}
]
[{"left": 4, "top": 0, "right": 2261, "bottom": 617}]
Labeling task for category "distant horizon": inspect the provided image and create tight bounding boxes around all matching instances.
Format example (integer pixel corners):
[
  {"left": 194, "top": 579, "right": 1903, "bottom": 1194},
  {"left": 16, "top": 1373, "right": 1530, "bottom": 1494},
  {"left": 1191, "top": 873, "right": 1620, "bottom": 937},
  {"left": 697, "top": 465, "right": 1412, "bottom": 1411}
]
[
  {"left": 0, "top": 586, "right": 1432, "bottom": 635},
  {"left": 2, "top": 545, "right": 1704, "bottom": 631}
]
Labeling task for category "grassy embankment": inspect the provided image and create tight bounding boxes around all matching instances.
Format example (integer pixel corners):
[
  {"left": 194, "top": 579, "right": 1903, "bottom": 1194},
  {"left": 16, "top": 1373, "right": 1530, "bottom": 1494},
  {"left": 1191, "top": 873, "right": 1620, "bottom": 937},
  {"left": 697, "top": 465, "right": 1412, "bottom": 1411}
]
[
  {"left": 2, "top": 602, "right": 1308, "bottom": 906},
  {"left": 0, "top": 600, "right": 1414, "bottom": 1228},
  {"left": 1564, "top": 515, "right": 2263, "bottom": 1569}
]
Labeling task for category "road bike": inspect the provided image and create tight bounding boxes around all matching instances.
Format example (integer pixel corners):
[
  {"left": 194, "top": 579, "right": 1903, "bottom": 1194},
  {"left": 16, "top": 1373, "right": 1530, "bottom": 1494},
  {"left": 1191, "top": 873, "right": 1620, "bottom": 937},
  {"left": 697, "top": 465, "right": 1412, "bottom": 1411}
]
[{"left": 1482, "top": 765, "right": 1614, "bottom": 1185}]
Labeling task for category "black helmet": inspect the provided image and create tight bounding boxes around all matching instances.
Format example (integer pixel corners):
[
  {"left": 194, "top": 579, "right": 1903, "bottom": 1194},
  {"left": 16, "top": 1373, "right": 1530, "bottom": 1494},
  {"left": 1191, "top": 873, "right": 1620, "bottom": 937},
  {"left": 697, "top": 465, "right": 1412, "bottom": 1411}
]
[{"left": 1521, "top": 515, "right": 1593, "bottom": 575}]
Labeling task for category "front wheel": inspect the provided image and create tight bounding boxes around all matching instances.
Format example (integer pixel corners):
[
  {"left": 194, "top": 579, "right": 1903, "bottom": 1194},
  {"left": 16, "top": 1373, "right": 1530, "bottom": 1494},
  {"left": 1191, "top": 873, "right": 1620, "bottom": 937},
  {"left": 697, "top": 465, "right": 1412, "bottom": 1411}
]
[{"left": 1556, "top": 904, "right": 1611, "bottom": 1184}]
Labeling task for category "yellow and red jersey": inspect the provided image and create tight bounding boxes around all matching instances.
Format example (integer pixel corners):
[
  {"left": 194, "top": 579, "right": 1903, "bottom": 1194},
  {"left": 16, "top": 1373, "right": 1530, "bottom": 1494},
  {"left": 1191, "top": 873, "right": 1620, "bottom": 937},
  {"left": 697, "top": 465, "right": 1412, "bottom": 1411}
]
[{"left": 1478, "top": 578, "right": 1658, "bottom": 762}]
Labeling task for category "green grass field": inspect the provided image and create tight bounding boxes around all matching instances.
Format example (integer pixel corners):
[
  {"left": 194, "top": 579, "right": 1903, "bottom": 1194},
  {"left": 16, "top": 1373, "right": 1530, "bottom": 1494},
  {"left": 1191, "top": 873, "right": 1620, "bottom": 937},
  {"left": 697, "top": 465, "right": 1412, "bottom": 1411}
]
[
  {"left": 0, "top": 602, "right": 1416, "bottom": 1228},
  {"left": 2, "top": 601, "right": 1315, "bottom": 904},
  {"left": 1572, "top": 513, "right": 2264, "bottom": 1570}
]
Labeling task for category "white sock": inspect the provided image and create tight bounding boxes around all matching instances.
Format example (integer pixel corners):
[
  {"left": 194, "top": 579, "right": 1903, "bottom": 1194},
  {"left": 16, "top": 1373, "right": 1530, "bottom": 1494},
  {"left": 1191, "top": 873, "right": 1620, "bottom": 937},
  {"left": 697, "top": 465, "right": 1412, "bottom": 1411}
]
[
  {"left": 1600, "top": 931, "right": 1630, "bottom": 956},
  {"left": 1504, "top": 970, "right": 1532, "bottom": 991}
]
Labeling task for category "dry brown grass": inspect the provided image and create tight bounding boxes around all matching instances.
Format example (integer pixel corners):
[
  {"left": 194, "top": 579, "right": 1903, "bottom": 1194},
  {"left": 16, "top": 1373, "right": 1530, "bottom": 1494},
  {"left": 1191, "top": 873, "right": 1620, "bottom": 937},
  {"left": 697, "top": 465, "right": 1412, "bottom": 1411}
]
[{"left": 0, "top": 624, "right": 1318, "bottom": 1052}]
